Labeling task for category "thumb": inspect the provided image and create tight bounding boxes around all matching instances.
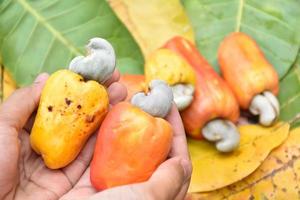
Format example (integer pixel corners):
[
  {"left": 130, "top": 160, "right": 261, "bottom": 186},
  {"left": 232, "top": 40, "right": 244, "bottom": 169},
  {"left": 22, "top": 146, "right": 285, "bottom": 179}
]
[
  {"left": 0, "top": 73, "right": 49, "bottom": 130},
  {"left": 145, "top": 157, "right": 192, "bottom": 200}
]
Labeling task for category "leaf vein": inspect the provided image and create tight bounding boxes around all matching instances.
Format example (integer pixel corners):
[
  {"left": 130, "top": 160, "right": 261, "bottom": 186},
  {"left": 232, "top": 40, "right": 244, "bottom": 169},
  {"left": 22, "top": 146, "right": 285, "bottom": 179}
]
[
  {"left": 13, "top": 21, "right": 38, "bottom": 77},
  {"left": 244, "top": 3, "right": 292, "bottom": 31},
  {"left": 39, "top": 0, "right": 61, "bottom": 11},
  {"left": 235, "top": 0, "right": 244, "bottom": 32},
  {"left": 45, "top": 1, "right": 86, "bottom": 21},
  {"left": 62, "top": 16, "right": 100, "bottom": 35},
  {"left": 280, "top": 92, "right": 300, "bottom": 110},
  {"left": 241, "top": 23, "right": 293, "bottom": 47},
  {"left": 199, "top": 34, "right": 226, "bottom": 45},
  {"left": 0, "top": 0, "right": 12, "bottom": 12},
  {"left": 201, "top": 0, "right": 235, "bottom": 8},
  {"left": 2, "top": 11, "right": 26, "bottom": 42},
  {"left": 37, "top": 38, "right": 55, "bottom": 73},
  {"left": 224, "top": 154, "right": 300, "bottom": 198},
  {"left": 17, "top": 0, "right": 82, "bottom": 56}
]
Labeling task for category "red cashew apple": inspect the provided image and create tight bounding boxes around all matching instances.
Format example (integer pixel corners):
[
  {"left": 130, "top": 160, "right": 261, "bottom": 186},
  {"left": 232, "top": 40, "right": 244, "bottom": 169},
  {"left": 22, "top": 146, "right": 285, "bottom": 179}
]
[{"left": 91, "top": 80, "right": 173, "bottom": 190}]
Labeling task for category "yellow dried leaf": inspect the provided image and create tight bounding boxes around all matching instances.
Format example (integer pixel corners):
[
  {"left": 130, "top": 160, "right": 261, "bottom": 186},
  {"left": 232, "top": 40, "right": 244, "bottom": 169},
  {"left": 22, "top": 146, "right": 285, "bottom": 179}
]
[
  {"left": 189, "top": 126, "right": 300, "bottom": 200},
  {"left": 3, "top": 69, "right": 17, "bottom": 100},
  {"left": 188, "top": 122, "right": 290, "bottom": 193},
  {"left": 109, "top": 0, "right": 195, "bottom": 58},
  {"left": 0, "top": 65, "right": 17, "bottom": 103}
]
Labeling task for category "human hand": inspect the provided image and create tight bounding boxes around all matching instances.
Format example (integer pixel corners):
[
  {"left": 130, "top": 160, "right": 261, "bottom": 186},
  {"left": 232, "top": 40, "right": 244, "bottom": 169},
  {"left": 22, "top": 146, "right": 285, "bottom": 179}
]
[
  {"left": 61, "top": 104, "right": 192, "bottom": 200},
  {"left": 0, "top": 70, "right": 127, "bottom": 200}
]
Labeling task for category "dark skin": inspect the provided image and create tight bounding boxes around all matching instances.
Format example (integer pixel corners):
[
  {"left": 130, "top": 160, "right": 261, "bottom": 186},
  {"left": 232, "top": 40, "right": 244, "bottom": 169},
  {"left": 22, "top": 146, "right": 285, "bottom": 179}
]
[{"left": 0, "top": 70, "right": 192, "bottom": 200}]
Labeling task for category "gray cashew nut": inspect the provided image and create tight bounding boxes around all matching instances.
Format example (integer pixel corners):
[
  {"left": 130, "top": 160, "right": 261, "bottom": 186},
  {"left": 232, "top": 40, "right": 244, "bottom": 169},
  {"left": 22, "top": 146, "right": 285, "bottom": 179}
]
[
  {"left": 131, "top": 80, "right": 173, "bottom": 118},
  {"left": 202, "top": 119, "right": 240, "bottom": 152},
  {"left": 171, "top": 84, "right": 195, "bottom": 111},
  {"left": 69, "top": 38, "right": 116, "bottom": 83},
  {"left": 249, "top": 91, "right": 280, "bottom": 126}
]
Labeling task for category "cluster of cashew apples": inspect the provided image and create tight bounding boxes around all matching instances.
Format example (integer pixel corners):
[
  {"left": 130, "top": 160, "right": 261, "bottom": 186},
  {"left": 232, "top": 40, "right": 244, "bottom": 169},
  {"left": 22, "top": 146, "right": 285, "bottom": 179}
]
[
  {"left": 30, "top": 38, "right": 174, "bottom": 190},
  {"left": 121, "top": 32, "right": 280, "bottom": 153},
  {"left": 30, "top": 31, "right": 280, "bottom": 191}
]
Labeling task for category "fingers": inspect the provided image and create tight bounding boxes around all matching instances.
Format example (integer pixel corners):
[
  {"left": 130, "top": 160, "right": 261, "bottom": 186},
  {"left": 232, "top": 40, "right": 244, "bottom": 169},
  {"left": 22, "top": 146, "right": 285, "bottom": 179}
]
[
  {"left": 104, "top": 69, "right": 120, "bottom": 87},
  {"left": 60, "top": 169, "right": 97, "bottom": 200},
  {"left": 145, "top": 157, "right": 192, "bottom": 200},
  {"left": 88, "top": 183, "right": 146, "bottom": 200},
  {"left": 0, "top": 73, "right": 49, "bottom": 131},
  {"left": 164, "top": 104, "right": 192, "bottom": 199},
  {"left": 23, "top": 112, "right": 37, "bottom": 132},
  {"left": 174, "top": 182, "right": 190, "bottom": 200},
  {"left": 101, "top": 69, "right": 127, "bottom": 106},
  {"left": 166, "top": 104, "right": 185, "bottom": 137},
  {"left": 0, "top": 73, "right": 48, "bottom": 199},
  {"left": 62, "top": 134, "right": 97, "bottom": 187},
  {"left": 108, "top": 82, "right": 127, "bottom": 106},
  {"left": 166, "top": 104, "right": 190, "bottom": 159}
]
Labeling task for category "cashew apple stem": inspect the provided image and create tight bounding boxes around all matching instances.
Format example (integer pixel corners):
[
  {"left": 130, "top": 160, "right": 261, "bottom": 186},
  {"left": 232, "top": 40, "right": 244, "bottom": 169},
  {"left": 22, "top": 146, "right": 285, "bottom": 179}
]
[
  {"left": 171, "top": 84, "right": 194, "bottom": 111},
  {"left": 249, "top": 91, "right": 279, "bottom": 126},
  {"left": 202, "top": 119, "right": 240, "bottom": 152},
  {"left": 131, "top": 80, "right": 173, "bottom": 118},
  {"left": 68, "top": 38, "right": 116, "bottom": 83}
]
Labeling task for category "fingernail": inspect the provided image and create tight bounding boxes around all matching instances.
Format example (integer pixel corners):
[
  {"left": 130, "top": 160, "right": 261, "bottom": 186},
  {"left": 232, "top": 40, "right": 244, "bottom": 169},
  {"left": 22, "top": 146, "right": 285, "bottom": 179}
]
[
  {"left": 34, "top": 73, "right": 49, "bottom": 83},
  {"left": 181, "top": 159, "right": 192, "bottom": 183}
]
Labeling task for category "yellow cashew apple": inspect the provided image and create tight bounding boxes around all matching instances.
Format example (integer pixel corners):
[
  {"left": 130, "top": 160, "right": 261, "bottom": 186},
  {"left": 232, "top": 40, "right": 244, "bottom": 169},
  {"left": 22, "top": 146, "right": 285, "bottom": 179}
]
[{"left": 30, "top": 38, "right": 115, "bottom": 169}]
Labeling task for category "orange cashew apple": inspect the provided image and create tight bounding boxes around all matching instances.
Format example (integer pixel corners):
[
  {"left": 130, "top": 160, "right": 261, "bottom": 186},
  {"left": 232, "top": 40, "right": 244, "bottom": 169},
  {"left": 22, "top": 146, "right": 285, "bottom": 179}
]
[
  {"left": 30, "top": 38, "right": 115, "bottom": 169},
  {"left": 90, "top": 80, "right": 173, "bottom": 190},
  {"left": 218, "top": 32, "right": 279, "bottom": 126}
]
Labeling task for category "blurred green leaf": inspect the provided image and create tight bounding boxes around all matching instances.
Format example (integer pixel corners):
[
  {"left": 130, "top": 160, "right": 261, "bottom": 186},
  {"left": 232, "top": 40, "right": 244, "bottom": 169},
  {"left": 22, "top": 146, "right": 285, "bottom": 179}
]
[
  {"left": 0, "top": 0, "right": 144, "bottom": 86},
  {"left": 278, "top": 52, "right": 300, "bottom": 128},
  {"left": 0, "top": 64, "right": 3, "bottom": 103},
  {"left": 182, "top": 0, "right": 300, "bottom": 77}
]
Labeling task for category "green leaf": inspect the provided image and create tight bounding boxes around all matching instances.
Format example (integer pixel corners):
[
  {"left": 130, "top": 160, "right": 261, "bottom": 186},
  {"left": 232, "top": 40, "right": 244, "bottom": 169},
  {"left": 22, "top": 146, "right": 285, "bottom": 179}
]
[
  {"left": 182, "top": 0, "right": 300, "bottom": 77},
  {"left": 0, "top": 0, "right": 144, "bottom": 86},
  {"left": 279, "top": 52, "right": 300, "bottom": 128},
  {"left": 0, "top": 64, "right": 3, "bottom": 103}
]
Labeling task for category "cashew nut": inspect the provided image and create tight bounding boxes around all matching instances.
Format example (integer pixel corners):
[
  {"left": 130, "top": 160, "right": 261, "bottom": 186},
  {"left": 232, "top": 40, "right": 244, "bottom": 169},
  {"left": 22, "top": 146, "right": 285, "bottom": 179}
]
[
  {"left": 131, "top": 80, "right": 173, "bottom": 118},
  {"left": 171, "top": 84, "right": 195, "bottom": 111},
  {"left": 69, "top": 38, "right": 116, "bottom": 83},
  {"left": 262, "top": 91, "right": 280, "bottom": 115},
  {"left": 249, "top": 91, "right": 280, "bottom": 126},
  {"left": 202, "top": 119, "right": 240, "bottom": 152}
]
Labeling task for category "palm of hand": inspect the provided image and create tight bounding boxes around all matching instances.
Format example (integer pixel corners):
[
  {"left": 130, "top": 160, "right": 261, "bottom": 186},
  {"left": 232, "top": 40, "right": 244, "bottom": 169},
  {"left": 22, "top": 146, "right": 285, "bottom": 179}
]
[
  {"left": 4, "top": 124, "right": 98, "bottom": 200},
  {"left": 14, "top": 128, "right": 72, "bottom": 200}
]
